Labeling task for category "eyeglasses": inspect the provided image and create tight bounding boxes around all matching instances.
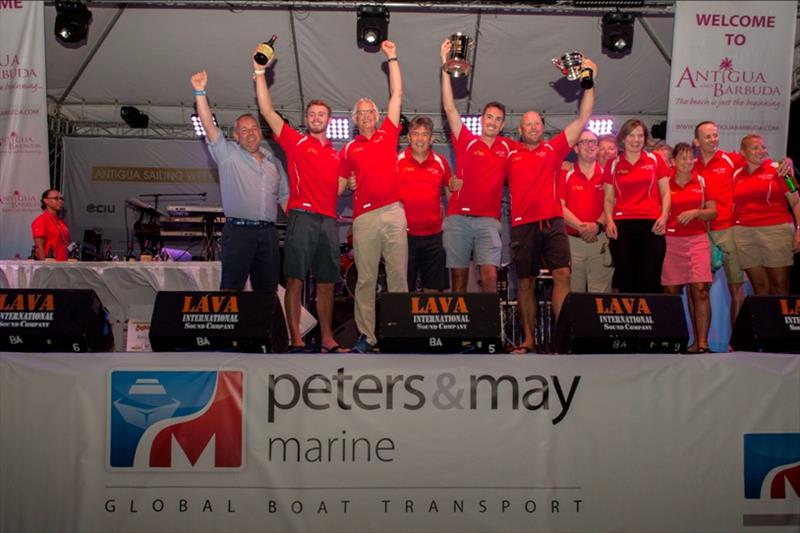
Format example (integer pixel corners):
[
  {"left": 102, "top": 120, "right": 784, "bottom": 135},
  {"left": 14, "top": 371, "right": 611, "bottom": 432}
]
[
  {"left": 577, "top": 140, "right": 598, "bottom": 146},
  {"left": 46, "top": 196, "right": 65, "bottom": 201}
]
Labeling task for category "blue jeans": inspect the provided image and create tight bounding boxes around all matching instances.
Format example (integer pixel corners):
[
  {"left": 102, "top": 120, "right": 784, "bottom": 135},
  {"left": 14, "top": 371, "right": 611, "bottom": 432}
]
[{"left": 220, "top": 223, "right": 279, "bottom": 292}]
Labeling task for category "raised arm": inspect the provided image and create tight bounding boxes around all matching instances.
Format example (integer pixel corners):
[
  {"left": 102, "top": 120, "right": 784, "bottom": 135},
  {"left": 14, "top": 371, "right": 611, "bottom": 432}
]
[
  {"left": 190, "top": 71, "right": 219, "bottom": 143},
  {"left": 253, "top": 49, "right": 284, "bottom": 138},
  {"left": 563, "top": 58, "right": 597, "bottom": 146},
  {"left": 382, "top": 40, "right": 402, "bottom": 126},
  {"left": 440, "top": 39, "right": 463, "bottom": 139}
]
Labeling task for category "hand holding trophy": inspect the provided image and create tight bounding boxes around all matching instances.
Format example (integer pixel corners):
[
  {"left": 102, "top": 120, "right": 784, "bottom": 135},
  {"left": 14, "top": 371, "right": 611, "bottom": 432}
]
[
  {"left": 551, "top": 51, "right": 594, "bottom": 89},
  {"left": 443, "top": 32, "right": 473, "bottom": 77}
]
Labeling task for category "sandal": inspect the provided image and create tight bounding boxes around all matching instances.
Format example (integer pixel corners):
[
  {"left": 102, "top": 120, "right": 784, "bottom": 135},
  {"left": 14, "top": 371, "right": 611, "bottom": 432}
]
[
  {"left": 512, "top": 346, "right": 534, "bottom": 354},
  {"left": 287, "top": 345, "right": 315, "bottom": 353},
  {"left": 320, "top": 344, "right": 349, "bottom": 353}
]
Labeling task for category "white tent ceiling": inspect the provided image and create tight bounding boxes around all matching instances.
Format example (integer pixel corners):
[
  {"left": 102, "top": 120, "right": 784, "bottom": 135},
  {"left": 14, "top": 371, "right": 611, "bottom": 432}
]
[{"left": 44, "top": 1, "right": 799, "bottom": 137}]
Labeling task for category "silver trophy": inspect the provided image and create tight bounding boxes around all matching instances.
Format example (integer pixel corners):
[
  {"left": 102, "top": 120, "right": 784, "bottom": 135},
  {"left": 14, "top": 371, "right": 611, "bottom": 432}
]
[
  {"left": 552, "top": 51, "right": 594, "bottom": 89},
  {"left": 552, "top": 51, "right": 584, "bottom": 80},
  {"left": 444, "top": 33, "right": 473, "bottom": 77}
]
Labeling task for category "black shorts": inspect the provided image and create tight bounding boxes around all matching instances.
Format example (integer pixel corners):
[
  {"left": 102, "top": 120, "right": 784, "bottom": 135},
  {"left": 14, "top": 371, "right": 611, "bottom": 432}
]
[
  {"left": 408, "top": 232, "right": 449, "bottom": 291},
  {"left": 283, "top": 210, "right": 340, "bottom": 283},
  {"left": 510, "top": 218, "right": 571, "bottom": 278}
]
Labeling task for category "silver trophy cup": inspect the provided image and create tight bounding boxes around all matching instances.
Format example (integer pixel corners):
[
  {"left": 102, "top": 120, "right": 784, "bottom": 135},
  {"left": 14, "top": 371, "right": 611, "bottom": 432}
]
[
  {"left": 445, "top": 33, "right": 473, "bottom": 77},
  {"left": 551, "top": 51, "right": 584, "bottom": 80}
]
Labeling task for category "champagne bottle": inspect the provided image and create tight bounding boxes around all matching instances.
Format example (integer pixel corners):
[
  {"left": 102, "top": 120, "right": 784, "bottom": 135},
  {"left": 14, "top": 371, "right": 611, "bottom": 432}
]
[
  {"left": 785, "top": 174, "right": 798, "bottom": 194},
  {"left": 254, "top": 35, "right": 277, "bottom": 66}
]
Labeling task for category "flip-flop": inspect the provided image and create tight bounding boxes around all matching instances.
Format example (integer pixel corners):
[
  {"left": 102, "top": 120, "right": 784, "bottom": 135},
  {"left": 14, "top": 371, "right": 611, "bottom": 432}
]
[
  {"left": 287, "top": 345, "right": 314, "bottom": 353},
  {"left": 512, "top": 346, "right": 533, "bottom": 354},
  {"left": 321, "top": 344, "right": 349, "bottom": 353}
]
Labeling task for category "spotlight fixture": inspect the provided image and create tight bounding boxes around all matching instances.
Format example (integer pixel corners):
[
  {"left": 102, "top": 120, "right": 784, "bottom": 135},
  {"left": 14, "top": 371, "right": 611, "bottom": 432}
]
[
  {"left": 357, "top": 5, "right": 389, "bottom": 47},
  {"left": 398, "top": 114, "right": 409, "bottom": 137},
  {"left": 601, "top": 11, "right": 635, "bottom": 54},
  {"left": 120, "top": 106, "right": 149, "bottom": 129},
  {"left": 54, "top": 0, "right": 92, "bottom": 44},
  {"left": 191, "top": 113, "right": 218, "bottom": 137},
  {"left": 651, "top": 121, "right": 667, "bottom": 140},
  {"left": 462, "top": 115, "right": 482, "bottom": 136},
  {"left": 587, "top": 118, "right": 615, "bottom": 136},
  {"left": 326, "top": 117, "right": 351, "bottom": 141}
]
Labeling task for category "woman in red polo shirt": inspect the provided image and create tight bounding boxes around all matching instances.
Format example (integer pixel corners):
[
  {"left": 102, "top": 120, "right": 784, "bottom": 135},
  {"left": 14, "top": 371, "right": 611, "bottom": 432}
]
[
  {"left": 31, "top": 189, "right": 70, "bottom": 261},
  {"left": 732, "top": 134, "right": 800, "bottom": 295},
  {"left": 603, "top": 119, "right": 671, "bottom": 293},
  {"left": 662, "top": 143, "right": 717, "bottom": 353}
]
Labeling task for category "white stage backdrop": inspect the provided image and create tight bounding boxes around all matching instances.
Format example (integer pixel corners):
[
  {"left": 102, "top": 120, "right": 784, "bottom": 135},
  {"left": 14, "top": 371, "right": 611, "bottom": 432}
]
[
  {"left": 666, "top": 1, "right": 797, "bottom": 155},
  {"left": 1, "top": 352, "right": 799, "bottom": 533},
  {"left": 62, "top": 137, "right": 223, "bottom": 257},
  {"left": 0, "top": 1, "right": 50, "bottom": 259}
]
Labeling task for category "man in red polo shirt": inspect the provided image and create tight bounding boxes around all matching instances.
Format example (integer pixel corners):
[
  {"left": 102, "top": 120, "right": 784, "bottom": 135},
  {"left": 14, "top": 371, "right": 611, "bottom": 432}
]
[
  {"left": 693, "top": 121, "right": 793, "bottom": 341},
  {"left": 506, "top": 58, "right": 596, "bottom": 353},
  {"left": 398, "top": 115, "right": 452, "bottom": 292},
  {"left": 560, "top": 129, "right": 613, "bottom": 294},
  {"left": 254, "top": 55, "right": 348, "bottom": 353},
  {"left": 340, "top": 40, "right": 407, "bottom": 353},
  {"left": 693, "top": 121, "right": 746, "bottom": 334},
  {"left": 440, "top": 39, "right": 513, "bottom": 293}
]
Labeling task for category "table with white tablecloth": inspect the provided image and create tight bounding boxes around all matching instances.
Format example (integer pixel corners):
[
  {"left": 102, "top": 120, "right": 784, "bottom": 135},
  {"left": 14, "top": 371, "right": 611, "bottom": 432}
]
[{"left": 0, "top": 260, "right": 222, "bottom": 351}]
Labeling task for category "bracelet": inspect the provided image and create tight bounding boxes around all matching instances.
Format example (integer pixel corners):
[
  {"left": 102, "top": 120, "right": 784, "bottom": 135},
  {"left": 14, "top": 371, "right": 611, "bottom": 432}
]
[
  {"left": 192, "top": 89, "right": 207, "bottom": 96},
  {"left": 387, "top": 57, "right": 398, "bottom": 63},
  {"left": 253, "top": 69, "right": 266, "bottom": 75}
]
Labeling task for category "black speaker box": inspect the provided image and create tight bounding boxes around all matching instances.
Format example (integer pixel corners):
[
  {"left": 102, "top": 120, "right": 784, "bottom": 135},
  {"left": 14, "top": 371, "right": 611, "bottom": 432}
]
[
  {"left": 378, "top": 292, "right": 501, "bottom": 353},
  {"left": 0, "top": 289, "right": 113, "bottom": 352},
  {"left": 149, "top": 291, "right": 287, "bottom": 353},
  {"left": 555, "top": 292, "right": 688, "bottom": 354},
  {"left": 731, "top": 296, "right": 800, "bottom": 353}
]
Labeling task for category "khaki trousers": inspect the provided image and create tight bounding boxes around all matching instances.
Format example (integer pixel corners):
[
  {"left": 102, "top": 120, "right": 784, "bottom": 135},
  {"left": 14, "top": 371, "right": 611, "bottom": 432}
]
[
  {"left": 353, "top": 202, "right": 409, "bottom": 345},
  {"left": 569, "top": 234, "right": 614, "bottom": 293}
]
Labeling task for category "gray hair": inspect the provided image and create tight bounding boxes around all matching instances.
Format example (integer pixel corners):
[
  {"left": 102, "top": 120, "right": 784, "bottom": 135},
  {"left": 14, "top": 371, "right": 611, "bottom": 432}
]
[{"left": 350, "top": 97, "right": 380, "bottom": 123}]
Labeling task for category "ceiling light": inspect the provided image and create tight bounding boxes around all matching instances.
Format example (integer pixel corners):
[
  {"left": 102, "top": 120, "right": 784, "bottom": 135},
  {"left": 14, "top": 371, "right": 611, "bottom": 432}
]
[
  {"left": 357, "top": 5, "right": 389, "bottom": 48},
  {"left": 121, "top": 106, "right": 149, "bottom": 129},
  {"left": 602, "top": 11, "right": 635, "bottom": 54},
  {"left": 55, "top": 0, "right": 92, "bottom": 44}
]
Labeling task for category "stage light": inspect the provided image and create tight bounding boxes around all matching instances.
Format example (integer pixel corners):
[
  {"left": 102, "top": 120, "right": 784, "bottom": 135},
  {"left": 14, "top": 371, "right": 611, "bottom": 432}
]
[
  {"left": 54, "top": 0, "right": 92, "bottom": 44},
  {"left": 651, "top": 121, "right": 667, "bottom": 140},
  {"left": 357, "top": 5, "right": 389, "bottom": 47},
  {"left": 587, "top": 118, "right": 614, "bottom": 136},
  {"left": 462, "top": 115, "right": 482, "bottom": 136},
  {"left": 326, "top": 117, "right": 351, "bottom": 141},
  {"left": 398, "top": 114, "right": 409, "bottom": 137},
  {"left": 191, "top": 113, "right": 218, "bottom": 137},
  {"left": 602, "top": 11, "right": 635, "bottom": 54},
  {"left": 120, "top": 106, "right": 149, "bottom": 129}
]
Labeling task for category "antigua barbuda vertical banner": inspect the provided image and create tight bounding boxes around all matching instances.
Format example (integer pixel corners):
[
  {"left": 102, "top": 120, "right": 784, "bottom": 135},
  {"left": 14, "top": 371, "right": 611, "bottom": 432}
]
[
  {"left": 0, "top": 1, "right": 50, "bottom": 259},
  {"left": 666, "top": 1, "right": 797, "bottom": 156}
]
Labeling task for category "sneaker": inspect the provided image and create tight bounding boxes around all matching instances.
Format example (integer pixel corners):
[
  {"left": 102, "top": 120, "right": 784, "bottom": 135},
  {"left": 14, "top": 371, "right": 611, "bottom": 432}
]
[{"left": 351, "top": 334, "right": 375, "bottom": 354}]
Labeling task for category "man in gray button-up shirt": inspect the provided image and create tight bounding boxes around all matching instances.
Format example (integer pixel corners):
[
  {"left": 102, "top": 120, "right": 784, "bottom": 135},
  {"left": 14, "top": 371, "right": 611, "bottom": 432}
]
[{"left": 191, "top": 70, "right": 289, "bottom": 292}]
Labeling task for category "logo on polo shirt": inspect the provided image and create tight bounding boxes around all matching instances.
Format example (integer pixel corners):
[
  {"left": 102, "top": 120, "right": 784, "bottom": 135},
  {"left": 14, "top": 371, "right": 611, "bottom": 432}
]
[{"left": 109, "top": 370, "right": 244, "bottom": 470}]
